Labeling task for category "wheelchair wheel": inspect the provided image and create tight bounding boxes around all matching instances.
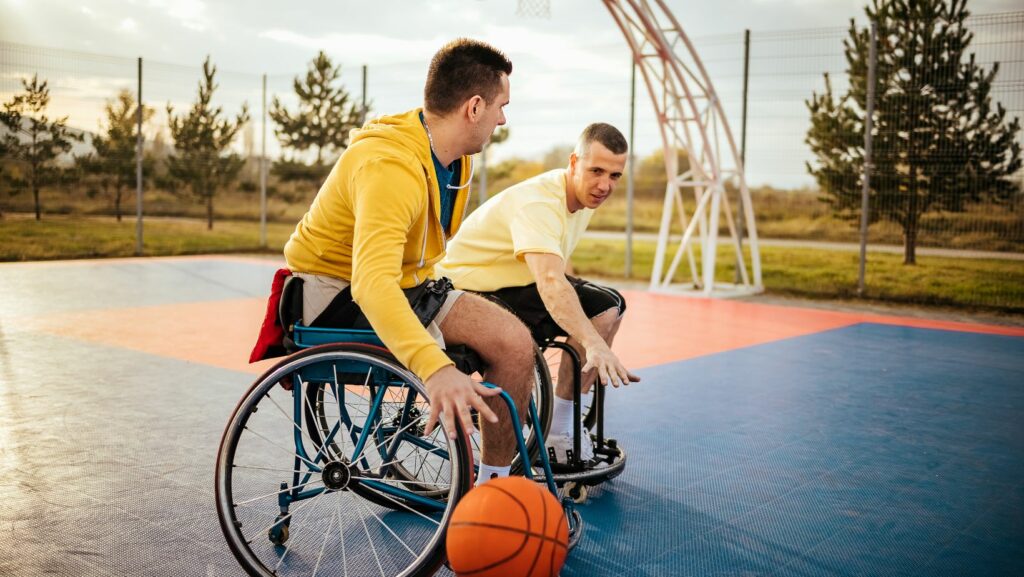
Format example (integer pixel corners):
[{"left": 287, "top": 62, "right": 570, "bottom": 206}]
[
  {"left": 216, "top": 343, "right": 473, "bottom": 577},
  {"left": 465, "top": 347, "right": 553, "bottom": 475}
]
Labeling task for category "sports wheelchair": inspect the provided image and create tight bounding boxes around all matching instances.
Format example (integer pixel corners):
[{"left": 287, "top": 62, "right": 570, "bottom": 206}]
[{"left": 215, "top": 276, "right": 624, "bottom": 577}]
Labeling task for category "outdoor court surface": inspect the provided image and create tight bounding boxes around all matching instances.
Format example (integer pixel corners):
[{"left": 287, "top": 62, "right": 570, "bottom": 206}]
[{"left": 1, "top": 254, "right": 1022, "bottom": 577}]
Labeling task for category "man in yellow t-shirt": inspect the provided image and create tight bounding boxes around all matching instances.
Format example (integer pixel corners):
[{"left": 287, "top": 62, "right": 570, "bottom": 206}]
[{"left": 438, "top": 122, "right": 640, "bottom": 464}]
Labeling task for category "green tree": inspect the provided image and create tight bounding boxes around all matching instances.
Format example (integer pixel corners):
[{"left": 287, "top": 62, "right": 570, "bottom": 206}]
[
  {"left": 166, "top": 57, "right": 250, "bottom": 230},
  {"left": 270, "top": 51, "right": 364, "bottom": 182},
  {"left": 806, "top": 0, "right": 1021, "bottom": 264},
  {"left": 80, "top": 89, "right": 154, "bottom": 221},
  {"left": 0, "top": 74, "right": 82, "bottom": 220}
]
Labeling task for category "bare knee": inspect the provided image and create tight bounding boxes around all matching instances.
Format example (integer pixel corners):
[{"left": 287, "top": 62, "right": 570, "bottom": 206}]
[
  {"left": 488, "top": 316, "right": 534, "bottom": 375},
  {"left": 592, "top": 307, "right": 620, "bottom": 340}
]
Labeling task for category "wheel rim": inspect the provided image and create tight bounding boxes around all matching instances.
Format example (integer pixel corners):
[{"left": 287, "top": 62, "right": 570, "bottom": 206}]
[{"left": 215, "top": 348, "right": 469, "bottom": 577}]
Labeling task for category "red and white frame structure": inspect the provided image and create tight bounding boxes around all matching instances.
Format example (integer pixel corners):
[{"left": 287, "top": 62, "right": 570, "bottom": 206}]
[{"left": 603, "top": 0, "right": 762, "bottom": 296}]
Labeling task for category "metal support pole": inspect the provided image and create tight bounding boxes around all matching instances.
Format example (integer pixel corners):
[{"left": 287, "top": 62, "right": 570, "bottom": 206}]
[
  {"left": 260, "top": 73, "right": 267, "bottom": 248},
  {"left": 626, "top": 56, "right": 636, "bottom": 279},
  {"left": 736, "top": 29, "right": 750, "bottom": 283},
  {"left": 360, "top": 64, "right": 368, "bottom": 125},
  {"left": 858, "top": 22, "right": 877, "bottom": 296},
  {"left": 135, "top": 57, "right": 143, "bottom": 256},
  {"left": 479, "top": 145, "right": 488, "bottom": 208}
]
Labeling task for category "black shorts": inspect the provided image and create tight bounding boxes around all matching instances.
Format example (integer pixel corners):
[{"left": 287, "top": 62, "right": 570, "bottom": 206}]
[{"left": 481, "top": 276, "right": 625, "bottom": 346}]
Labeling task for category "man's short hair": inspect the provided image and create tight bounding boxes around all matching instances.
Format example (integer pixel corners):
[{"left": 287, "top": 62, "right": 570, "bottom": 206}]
[
  {"left": 425, "top": 39, "right": 513, "bottom": 115},
  {"left": 576, "top": 123, "right": 628, "bottom": 156}
]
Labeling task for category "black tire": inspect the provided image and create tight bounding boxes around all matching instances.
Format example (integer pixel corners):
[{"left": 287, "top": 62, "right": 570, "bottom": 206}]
[{"left": 215, "top": 343, "right": 472, "bottom": 577}]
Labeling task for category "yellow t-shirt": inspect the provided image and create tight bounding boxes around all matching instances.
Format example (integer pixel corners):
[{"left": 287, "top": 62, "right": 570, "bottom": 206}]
[{"left": 437, "top": 169, "right": 593, "bottom": 292}]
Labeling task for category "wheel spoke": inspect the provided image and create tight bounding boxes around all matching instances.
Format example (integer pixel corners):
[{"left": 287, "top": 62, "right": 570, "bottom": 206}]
[{"left": 233, "top": 477, "right": 324, "bottom": 507}]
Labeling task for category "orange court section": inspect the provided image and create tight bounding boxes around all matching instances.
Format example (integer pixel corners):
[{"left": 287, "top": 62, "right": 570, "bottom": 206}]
[{"left": 18, "top": 286, "right": 1024, "bottom": 376}]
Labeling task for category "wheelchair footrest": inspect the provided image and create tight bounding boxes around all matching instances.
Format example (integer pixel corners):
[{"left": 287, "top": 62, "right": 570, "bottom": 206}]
[{"left": 545, "top": 442, "right": 627, "bottom": 487}]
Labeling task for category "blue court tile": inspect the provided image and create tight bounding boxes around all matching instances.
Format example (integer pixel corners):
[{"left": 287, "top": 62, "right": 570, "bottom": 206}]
[
  {"left": 571, "top": 481, "right": 721, "bottom": 564},
  {"left": 960, "top": 493, "right": 1024, "bottom": 546},
  {"left": 637, "top": 535, "right": 779, "bottom": 577},
  {"left": 913, "top": 533, "right": 1024, "bottom": 577}
]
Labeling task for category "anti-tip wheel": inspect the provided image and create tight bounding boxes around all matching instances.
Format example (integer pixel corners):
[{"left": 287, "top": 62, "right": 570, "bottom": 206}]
[{"left": 565, "top": 481, "right": 588, "bottom": 503}]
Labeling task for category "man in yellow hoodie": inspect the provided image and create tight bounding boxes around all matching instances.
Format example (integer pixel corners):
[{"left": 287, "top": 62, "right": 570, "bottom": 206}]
[{"left": 283, "top": 39, "right": 535, "bottom": 484}]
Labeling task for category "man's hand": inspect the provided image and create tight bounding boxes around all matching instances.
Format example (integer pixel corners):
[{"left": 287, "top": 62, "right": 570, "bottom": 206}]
[
  {"left": 581, "top": 338, "right": 641, "bottom": 394},
  {"left": 422, "top": 365, "right": 503, "bottom": 439}
]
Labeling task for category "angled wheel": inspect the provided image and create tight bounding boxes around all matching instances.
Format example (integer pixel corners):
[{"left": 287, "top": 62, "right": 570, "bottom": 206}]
[{"left": 216, "top": 343, "right": 472, "bottom": 577}]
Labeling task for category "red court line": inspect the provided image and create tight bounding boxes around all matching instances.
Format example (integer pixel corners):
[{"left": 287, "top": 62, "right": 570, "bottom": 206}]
[
  {"left": 18, "top": 289, "right": 1024, "bottom": 376},
  {"left": 613, "top": 291, "right": 1024, "bottom": 368},
  {"left": 21, "top": 298, "right": 276, "bottom": 375}
]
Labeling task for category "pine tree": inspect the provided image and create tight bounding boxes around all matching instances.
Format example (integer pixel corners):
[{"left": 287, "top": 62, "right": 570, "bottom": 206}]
[
  {"left": 0, "top": 74, "right": 82, "bottom": 220},
  {"left": 166, "top": 57, "right": 250, "bottom": 230},
  {"left": 270, "top": 51, "right": 363, "bottom": 182},
  {"left": 80, "top": 89, "right": 154, "bottom": 222},
  {"left": 806, "top": 0, "right": 1021, "bottom": 264}
]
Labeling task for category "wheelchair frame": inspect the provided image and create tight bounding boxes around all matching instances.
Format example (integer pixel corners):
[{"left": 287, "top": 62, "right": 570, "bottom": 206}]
[{"left": 215, "top": 325, "right": 583, "bottom": 577}]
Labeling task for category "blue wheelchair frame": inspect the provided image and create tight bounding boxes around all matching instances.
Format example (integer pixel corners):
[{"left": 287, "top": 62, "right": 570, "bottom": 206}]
[{"left": 271, "top": 323, "right": 566, "bottom": 533}]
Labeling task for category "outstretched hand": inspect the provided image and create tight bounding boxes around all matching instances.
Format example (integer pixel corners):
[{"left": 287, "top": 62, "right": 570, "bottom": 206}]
[
  {"left": 581, "top": 340, "right": 640, "bottom": 394},
  {"left": 423, "top": 365, "right": 503, "bottom": 439}
]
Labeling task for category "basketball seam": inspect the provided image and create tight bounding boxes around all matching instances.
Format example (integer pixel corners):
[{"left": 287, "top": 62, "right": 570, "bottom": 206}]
[
  {"left": 526, "top": 488, "right": 546, "bottom": 577},
  {"left": 449, "top": 521, "right": 569, "bottom": 548}
]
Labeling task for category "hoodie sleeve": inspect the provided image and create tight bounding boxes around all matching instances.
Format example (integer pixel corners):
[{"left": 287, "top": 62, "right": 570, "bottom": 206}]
[{"left": 349, "top": 156, "right": 454, "bottom": 383}]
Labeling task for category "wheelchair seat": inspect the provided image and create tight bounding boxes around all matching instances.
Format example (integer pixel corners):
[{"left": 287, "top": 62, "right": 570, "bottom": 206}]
[{"left": 279, "top": 274, "right": 486, "bottom": 375}]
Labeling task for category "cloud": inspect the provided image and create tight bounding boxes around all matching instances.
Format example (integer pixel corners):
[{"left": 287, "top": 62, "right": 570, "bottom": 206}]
[
  {"left": 259, "top": 29, "right": 441, "bottom": 65},
  {"left": 118, "top": 18, "right": 139, "bottom": 33},
  {"left": 146, "top": 0, "right": 208, "bottom": 33}
]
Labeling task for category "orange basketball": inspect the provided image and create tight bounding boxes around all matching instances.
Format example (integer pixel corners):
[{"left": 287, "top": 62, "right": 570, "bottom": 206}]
[{"left": 446, "top": 476, "right": 569, "bottom": 577}]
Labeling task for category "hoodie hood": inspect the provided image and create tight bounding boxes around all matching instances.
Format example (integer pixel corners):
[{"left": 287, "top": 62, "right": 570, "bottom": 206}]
[{"left": 349, "top": 108, "right": 432, "bottom": 170}]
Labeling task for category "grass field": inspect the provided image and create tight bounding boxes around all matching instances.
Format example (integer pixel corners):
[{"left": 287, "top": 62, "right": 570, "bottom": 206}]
[
  {"left": 5, "top": 180, "right": 1022, "bottom": 252},
  {"left": 0, "top": 213, "right": 293, "bottom": 260},
  {"left": 2, "top": 213, "right": 1021, "bottom": 313},
  {"left": 571, "top": 238, "right": 1024, "bottom": 313}
]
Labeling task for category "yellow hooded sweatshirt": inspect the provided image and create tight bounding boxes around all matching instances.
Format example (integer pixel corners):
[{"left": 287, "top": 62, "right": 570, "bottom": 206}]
[{"left": 283, "top": 108, "right": 472, "bottom": 382}]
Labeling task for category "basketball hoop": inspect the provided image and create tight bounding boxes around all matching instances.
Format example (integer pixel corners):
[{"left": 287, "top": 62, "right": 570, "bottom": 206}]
[{"left": 516, "top": 0, "right": 550, "bottom": 18}]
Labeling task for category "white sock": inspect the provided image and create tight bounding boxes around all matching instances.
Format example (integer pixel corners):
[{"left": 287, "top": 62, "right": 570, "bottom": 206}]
[
  {"left": 476, "top": 464, "right": 511, "bottom": 486},
  {"left": 550, "top": 397, "right": 575, "bottom": 436}
]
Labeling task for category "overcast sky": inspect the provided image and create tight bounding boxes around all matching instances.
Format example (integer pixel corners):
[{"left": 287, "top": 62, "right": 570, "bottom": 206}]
[{"left": 1, "top": 0, "right": 1020, "bottom": 188}]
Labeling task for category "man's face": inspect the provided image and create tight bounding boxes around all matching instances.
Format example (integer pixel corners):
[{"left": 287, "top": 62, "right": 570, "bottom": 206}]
[
  {"left": 567, "top": 141, "right": 627, "bottom": 212},
  {"left": 471, "top": 73, "right": 510, "bottom": 153}
]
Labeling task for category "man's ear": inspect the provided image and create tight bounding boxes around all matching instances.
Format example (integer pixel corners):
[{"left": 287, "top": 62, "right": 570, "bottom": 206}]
[{"left": 467, "top": 95, "right": 485, "bottom": 121}]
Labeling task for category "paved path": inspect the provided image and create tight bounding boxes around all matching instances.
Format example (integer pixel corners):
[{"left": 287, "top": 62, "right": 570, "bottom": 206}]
[{"left": 584, "top": 230, "right": 1024, "bottom": 261}]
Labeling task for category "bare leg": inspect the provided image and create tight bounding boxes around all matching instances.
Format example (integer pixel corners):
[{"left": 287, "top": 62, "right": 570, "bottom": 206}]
[
  {"left": 555, "top": 307, "right": 621, "bottom": 400},
  {"left": 439, "top": 293, "right": 535, "bottom": 466}
]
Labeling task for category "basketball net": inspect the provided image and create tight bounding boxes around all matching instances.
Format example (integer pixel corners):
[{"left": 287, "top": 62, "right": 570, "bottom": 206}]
[{"left": 516, "top": 0, "right": 550, "bottom": 18}]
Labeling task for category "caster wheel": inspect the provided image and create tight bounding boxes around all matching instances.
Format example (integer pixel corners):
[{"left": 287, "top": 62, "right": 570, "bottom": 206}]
[
  {"left": 566, "top": 482, "right": 588, "bottom": 503},
  {"left": 268, "top": 516, "right": 290, "bottom": 546}
]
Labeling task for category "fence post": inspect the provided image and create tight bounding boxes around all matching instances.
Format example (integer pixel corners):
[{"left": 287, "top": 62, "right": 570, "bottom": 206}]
[
  {"left": 626, "top": 55, "right": 636, "bottom": 279},
  {"left": 858, "top": 22, "right": 877, "bottom": 296},
  {"left": 736, "top": 29, "right": 750, "bottom": 283},
  {"left": 479, "top": 145, "right": 488, "bottom": 208},
  {"left": 260, "top": 73, "right": 267, "bottom": 248},
  {"left": 135, "top": 56, "right": 143, "bottom": 256},
  {"left": 361, "top": 64, "right": 368, "bottom": 125}
]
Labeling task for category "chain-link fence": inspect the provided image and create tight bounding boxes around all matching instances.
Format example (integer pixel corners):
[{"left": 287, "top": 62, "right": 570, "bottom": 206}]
[
  {"left": 684, "top": 12, "right": 1023, "bottom": 310},
  {"left": 1, "top": 11, "right": 1021, "bottom": 309}
]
